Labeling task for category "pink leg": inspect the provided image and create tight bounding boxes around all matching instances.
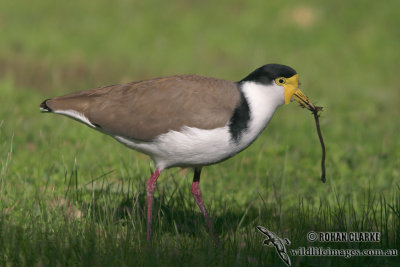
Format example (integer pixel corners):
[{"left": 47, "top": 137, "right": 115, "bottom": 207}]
[
  {"left": 191, "top": 168, "right": 220, "bottom": 243},
  {"left": 146, "top": 168, "right": 162, "bottom": 242}
]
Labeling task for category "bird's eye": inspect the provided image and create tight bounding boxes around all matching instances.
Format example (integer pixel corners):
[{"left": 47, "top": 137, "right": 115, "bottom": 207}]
[{"left": 275, "top": 77, "right": 286, "bottom": 85}]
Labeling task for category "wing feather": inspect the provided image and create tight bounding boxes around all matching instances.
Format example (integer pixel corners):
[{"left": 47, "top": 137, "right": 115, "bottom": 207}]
[{"left": 46, "top": 75, "right": 241, "bottom": 141}]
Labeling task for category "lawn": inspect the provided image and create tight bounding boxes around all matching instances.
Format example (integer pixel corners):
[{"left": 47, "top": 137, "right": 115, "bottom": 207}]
[{"left": 1, "top": 0, "right": 400, "bottom": 266}]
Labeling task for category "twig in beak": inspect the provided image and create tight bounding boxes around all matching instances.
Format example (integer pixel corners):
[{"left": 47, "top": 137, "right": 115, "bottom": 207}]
[
  {"left": 294, "top": 91, "right": 326, "bottom": 183},
  {"left": 312, "top": 106, "right": 326, "bottom": 183}
]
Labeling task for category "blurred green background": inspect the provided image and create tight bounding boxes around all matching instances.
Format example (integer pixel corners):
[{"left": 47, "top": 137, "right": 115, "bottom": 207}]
[{"left": 1, "top": 0, "right": 400, "bottom": 266}]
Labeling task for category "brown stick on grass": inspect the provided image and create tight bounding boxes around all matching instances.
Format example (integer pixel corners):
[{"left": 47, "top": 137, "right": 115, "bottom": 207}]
[
  {"left": 293, "top": 95, "right": 327, "bottom": 183},
  {"left": 312, "top": 106, "right": 326, "bottom": 183}
]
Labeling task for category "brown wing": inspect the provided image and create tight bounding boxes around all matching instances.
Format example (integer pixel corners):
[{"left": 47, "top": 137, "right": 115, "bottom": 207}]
[{"left": 45, "top": 75, "right": 241, "bottom": 141}]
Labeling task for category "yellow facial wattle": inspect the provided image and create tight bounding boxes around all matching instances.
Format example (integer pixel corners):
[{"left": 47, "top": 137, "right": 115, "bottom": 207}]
[
  {"left": 275, "top": 74, "right": 316, "bottom": 110},
  {"left": 278, "top": 74, "right": 299, "bottom": 104}
]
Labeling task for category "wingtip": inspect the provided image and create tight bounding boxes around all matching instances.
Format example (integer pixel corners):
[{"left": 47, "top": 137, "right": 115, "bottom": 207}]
[{"left": 40, "top": 99, "right": 53, "bottom": 112}]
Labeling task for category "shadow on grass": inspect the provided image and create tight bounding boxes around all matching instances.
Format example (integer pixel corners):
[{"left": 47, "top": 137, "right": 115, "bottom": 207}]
[{"left": 84, "top": 187, "right": 273, "bottom": 238}]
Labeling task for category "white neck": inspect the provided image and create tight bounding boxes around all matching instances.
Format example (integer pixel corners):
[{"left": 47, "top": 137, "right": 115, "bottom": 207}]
[{"left": 238, "top": 81, "right": 284, "bottom": 146}]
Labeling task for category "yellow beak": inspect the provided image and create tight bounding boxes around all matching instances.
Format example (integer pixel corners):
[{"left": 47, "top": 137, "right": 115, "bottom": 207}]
[
  {"left": 284, "top": 74, "right": 300, "bottom": 104},
  {"left": 284, "top": 74, "right": 316, "bottom": 110},
  {"left": 293, "top": 89, "right": 316, "bottom": 110}
]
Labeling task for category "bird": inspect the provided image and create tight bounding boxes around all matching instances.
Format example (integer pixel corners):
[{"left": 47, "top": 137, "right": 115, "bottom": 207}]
[{"left": 40, "top": 63, "right": 316, "bottom": 242}]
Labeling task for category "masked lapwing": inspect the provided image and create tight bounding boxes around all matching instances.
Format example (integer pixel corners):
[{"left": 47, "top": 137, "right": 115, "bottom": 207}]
[{"left": 40, "top": 64, "right": 316, "bottom": 242}]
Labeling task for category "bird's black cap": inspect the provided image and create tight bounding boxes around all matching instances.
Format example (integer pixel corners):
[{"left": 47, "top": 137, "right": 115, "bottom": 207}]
[{"left": 240, "top": 64, "right": 297, "bottom": 84}]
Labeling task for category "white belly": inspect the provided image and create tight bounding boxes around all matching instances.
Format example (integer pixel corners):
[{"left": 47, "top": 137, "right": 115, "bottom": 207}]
[{"left": 114, "top": 126, "right": 241, "bottom": 169}]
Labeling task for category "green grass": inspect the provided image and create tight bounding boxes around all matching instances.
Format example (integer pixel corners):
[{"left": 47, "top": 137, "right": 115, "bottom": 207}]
[{"left": 1, "top": 0, "right": 400, "bottom": 266}]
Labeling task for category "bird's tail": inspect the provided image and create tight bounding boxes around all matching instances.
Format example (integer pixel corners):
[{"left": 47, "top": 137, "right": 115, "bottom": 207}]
[
  {"left": 39, "top": 93, "right": 90, "bottom": 114},
  {"left": 40, "top": 99, "right": 53, "bottom": 112}
]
